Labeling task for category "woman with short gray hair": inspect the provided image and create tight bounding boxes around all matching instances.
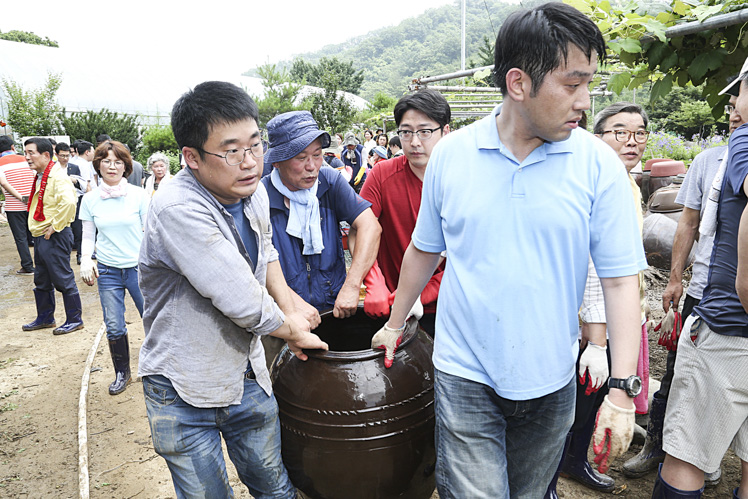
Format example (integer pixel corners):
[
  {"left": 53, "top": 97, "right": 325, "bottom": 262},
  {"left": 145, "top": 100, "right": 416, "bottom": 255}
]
[{"left": 144, "top": 152, "right": 172, "bottom": 196}]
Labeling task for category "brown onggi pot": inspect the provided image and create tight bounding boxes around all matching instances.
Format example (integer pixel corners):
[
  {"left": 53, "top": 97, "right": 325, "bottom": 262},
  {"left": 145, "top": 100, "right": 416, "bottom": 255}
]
[
  {"left": 641, "top": 158, "right": 672, "bottom": 203},
  {"left": 271, "top": 309, "right": 436, "bottom": 499}
]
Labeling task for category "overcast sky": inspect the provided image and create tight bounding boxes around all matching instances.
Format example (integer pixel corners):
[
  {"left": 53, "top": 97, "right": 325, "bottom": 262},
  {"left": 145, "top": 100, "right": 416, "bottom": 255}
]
[{"left": 2, "top": 0, "right": 458, "bottom": 78}]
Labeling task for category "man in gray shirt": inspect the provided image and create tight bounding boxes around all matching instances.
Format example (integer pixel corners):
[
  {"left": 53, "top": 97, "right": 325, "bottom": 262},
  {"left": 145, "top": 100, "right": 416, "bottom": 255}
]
[
  {"left": 138, "top": 81, "right": 327, "bottom": 498},
  {"left": 623, "top": 86, "right": 745, "bottom": 483}
]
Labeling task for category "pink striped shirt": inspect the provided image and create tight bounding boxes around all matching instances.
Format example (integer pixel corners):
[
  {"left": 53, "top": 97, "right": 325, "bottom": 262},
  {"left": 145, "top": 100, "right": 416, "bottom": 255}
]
[{"left": 0, "top": 154, "right": 35, "bottom": 211}]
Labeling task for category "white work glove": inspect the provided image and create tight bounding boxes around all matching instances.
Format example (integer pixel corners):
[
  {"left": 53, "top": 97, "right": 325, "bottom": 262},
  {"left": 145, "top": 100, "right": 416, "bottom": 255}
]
[
  {"left": 80, "top": 256, "right": 98, "bottom": 286},
  {"left": 371, "top": 322, "right": 405, "bottom": 369},
  {"left": 407, "top": 297, "right": 424, "bottom": 321},
  {"left": 592, "top": 395, "right": 635, "bottom": 473},
  {"left": 578, "top": 342, "right": 609, "bottom": 395}
]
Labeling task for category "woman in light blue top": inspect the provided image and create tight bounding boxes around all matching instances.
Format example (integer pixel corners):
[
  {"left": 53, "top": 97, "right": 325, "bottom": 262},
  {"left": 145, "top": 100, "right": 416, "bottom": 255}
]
[{"left": 79, "top": 141, "right": 150, "bottom": 395}]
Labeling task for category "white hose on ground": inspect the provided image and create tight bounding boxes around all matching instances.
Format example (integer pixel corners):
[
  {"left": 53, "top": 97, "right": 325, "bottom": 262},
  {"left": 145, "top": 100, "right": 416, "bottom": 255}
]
[{"left": 79, "top": 322, "right": 106, "bottom": 499}]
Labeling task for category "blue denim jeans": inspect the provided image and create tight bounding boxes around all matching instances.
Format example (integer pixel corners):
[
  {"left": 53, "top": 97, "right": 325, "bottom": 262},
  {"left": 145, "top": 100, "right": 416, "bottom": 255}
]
[
  {"left": 142, "top": 373, "right": 296, "bottom": 499},
  {"left": 434, "top": 370, "right": 575, "bottom": 499},
  {"left": 96, "top": 263, "right": 144, "bottom": 340}
]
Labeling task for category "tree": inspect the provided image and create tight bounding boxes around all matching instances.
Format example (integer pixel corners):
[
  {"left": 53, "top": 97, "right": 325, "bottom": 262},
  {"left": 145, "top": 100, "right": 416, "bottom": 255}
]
[
  {"left": 305, "top": 72, "right": 357, "bottom": 134},
  {"left": 357, "top": 92, "right": 398, "bottom": 129},
  {"left": 1, "top": 72, "right": 63, "bottom": 136},
  {"left": 572, "top": 0, "right": 748, "bottom": 117},
  {"left": 647, "top": 85, "right": 719, "bottom": 139},
  {"left": 0, "top": 30, "right": 59, "bottom": 47},
  {"left": 252, "top": 63, "right": 304, "bottom": 128},
  {"left": 468, "top": 35, "right": 495, "bottom": 69},
  {"left": 290, "top": 57, "right": 365, "bottom": 95},
  {"left": 60, "top": 109, "right": 140, "bottom": 153},
  {"left": 136, "top": 125, "right": 179, "bottom": 167}
]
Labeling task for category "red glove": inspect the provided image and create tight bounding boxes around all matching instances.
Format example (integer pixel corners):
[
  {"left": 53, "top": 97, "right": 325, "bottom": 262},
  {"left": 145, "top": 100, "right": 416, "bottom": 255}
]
[
  {"left": 655, "top": 308, "right": 682, "bottom": 351},
  {"left": 371, "top": 322, "right": 405, "bottom": 368},
  {"left": 363, "top": 262, "right": 392, "bottom": 318}
]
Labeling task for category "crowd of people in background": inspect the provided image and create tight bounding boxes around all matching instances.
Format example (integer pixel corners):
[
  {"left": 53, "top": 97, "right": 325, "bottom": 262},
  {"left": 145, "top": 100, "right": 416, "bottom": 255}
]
[{"left": 2, "top": 2, "right": 748, "bottom": 498}]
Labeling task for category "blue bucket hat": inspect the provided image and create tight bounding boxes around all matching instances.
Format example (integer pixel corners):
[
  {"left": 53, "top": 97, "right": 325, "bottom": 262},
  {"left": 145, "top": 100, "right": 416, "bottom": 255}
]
[
  {"left": 265, "top": 111, "right": 331, "bottom": 164},
  {"left": 372, "top": 146, "right": 388, "bottom": 159}
]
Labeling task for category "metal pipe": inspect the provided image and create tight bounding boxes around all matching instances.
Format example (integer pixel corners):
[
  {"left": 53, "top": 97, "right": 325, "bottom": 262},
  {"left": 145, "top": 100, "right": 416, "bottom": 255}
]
[
  {"left": 414, "top": 65, "right": 493, "bottom": 84},
  {"left": 446, "top": 100, "right": 503, "bottom": 105},
  {"left": 449, "top": 104, "right": 500, "bottom": 109},
  {"left": 664, "top": 9, "right": 748, "bottom": 38},
  {"left": 411, "top": 84, "right": 502, "bottom": 92},
  {"left": 461, "top": 0, "right": 466, "bottom": 71}
]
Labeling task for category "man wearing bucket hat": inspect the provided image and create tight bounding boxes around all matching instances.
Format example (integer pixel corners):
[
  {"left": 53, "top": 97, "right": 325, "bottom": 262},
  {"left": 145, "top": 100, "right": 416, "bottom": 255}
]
[
  {"left": 262, "top": 111, "right": 381, "bottom": 322},
  {"left": 322, "top": 135, "right": 351, "bottom": 181},
  {"left": 341, "top": 132, "right": 366, "bottom": 190},
  {"left": 650, "top": 58, "right": 748, "bottom": 499}
]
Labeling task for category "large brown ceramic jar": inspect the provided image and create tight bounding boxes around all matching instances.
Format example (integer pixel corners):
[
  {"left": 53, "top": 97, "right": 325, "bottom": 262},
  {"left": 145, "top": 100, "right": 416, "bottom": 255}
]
[{"left": 270, "top": 310, "right": 435, "bottom": 499}]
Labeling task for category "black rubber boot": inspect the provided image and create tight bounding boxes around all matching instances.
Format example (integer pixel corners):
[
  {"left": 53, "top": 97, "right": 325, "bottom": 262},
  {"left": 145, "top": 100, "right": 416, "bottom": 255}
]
[
  {"left": 544, "top": 432, "right": 572, "bottom": 499},
  {"left": 624, "top": 394, "right": 667, "bottom": 477},
  {"left": 651, "top": 464, "right": 703, "bottom": 498},
  {"left": 53, "top": 291, "right": 84, "bottom": 335},
  {"left": 22, "top": 289, "right": 56, "bottom": 331},
  {"left": 108, "top": 335, "right": 131, "bottom": 395},
  {"left": 560, "top": 408, "right": 615, "bottom": 492}
]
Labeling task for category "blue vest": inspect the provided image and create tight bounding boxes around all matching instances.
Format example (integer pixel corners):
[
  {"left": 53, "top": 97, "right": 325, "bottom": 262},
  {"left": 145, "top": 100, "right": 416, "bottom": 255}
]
[{"left": 262, "top": 167, "right": 369, "bottom": 311}]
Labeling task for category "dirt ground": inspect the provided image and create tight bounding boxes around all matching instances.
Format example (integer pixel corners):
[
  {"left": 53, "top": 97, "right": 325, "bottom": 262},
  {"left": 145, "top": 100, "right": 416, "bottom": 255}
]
[{"left": 0, "top": 224, "right": 742, "bottom": 498}]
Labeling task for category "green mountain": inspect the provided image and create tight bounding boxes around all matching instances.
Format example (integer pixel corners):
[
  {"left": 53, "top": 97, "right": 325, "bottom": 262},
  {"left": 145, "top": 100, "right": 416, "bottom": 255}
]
[{"left": 244, "top": 0, "right": 519, "bottom": 101}]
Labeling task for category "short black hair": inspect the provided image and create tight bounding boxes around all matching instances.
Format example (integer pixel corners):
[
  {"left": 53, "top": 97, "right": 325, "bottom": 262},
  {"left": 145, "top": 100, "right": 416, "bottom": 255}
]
[
  {"left": 388, "top": 135, "right": 401, "bottom": 149},
  {"left": 96, "top": 134, "right": 111, "bottom": 144},
  {"left": 76, "top": 140, "right": 93, "bottom": 155},
  {"left": 593, "top": 102, "right": 649, "bottom": 135},
  {"left": 24, "top": 137, "right": 54, "bottom": 157},
  {"left": 393, "top": 89, "right": 451, "bottom": 128},
  {"left": 55, "top": 142, "right": 71, "bottom": 154},
  {"left": 493, "top": 2, "right": 606, "bottom": 96},
  {"left": 0, "top": 135, "right": 14, "bottom": 153},
  {"left": 171, "top": 81, "right": 259, "bottom": 158}
]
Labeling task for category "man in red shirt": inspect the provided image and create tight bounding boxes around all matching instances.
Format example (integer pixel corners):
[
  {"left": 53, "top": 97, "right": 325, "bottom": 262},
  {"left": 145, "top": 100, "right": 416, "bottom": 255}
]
[
  {"left": 356, "top": 89, "right": 450, "bottom": 335},
  {"left": 0, "top": 135, "right": 35, "bottom": 274}
]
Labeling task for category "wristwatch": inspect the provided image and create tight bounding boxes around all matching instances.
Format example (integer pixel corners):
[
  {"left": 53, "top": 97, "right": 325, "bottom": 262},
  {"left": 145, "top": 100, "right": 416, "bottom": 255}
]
[{"left": 608, "top": 375, "right": 642, "bottom": 398}]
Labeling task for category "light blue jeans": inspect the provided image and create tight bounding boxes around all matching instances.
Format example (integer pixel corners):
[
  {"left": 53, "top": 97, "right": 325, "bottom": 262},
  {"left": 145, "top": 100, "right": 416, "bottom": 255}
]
[
  {"left": 435, "top": 369, "right": 575, "bottom": 499},
  {"left": 97, "top": 263, "right": 144, "bottom": 340},
  {"left": 142, "top": 373, "right": 296, "bottom": 499}
]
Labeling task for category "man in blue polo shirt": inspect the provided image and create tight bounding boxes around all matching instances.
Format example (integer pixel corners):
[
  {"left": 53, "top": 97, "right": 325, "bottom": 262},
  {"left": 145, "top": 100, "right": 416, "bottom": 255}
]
[
  {"left": 261, "top": 112, "right": 380, "bottom": 324},
  {"left": 372, "top": 3, "right": 646, "bottom": 497},
  {"left": 653, "top": 58, "right": 748, "bottom": 499}
]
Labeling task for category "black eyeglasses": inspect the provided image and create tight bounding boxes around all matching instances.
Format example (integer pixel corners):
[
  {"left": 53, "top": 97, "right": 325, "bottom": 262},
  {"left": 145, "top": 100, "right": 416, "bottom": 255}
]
[
  {"left": 601, "top": 129, "right": 650, "bottom": 144},
  {"left": 197, "top": 140, "right": 266, "bottom": 166},
  {"left": 396, "top": 127, "right": 443, "bottom": 141}
]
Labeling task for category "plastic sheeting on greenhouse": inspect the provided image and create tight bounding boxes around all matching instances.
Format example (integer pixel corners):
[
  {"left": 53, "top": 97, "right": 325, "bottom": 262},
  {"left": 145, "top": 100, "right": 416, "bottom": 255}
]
[{"left": 0, "top": 39, "right": 368, "bottom": 129}]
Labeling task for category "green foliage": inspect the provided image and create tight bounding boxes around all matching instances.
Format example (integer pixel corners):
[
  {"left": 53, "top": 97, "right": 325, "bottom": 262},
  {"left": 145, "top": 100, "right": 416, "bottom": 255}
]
[
  {"left": 467, "top": 35, "right": 495, "bottom": 69},
  {"left": 646, "top": 86, "right": 718, "bottom": 139},
  {"left": 60, "top": 109, "right": 140, "bottom": 152},
  {"left": 573, "top": 0, "right": 748, "bottom": 116},
  {"left": 304, "top": 72, "right": 357, "bottom": 135},
  {"left": 290, "top": 57, "right": 365, "bottom": 95},
  {"left": 0, "top": 30, "right": 58, "bottom": 47},
  {"left": 643, "top": 130, "right": 728, "bottom": 165},
  {"left": 136, "top": 125, "right": 179, "bottom": 167},
  {"left": 245, "top": 0, "right": 515, "bottom": 100},
  {"left": 1, "top": 72, "right": 63, "bottom": 136},
  {"left": 356, "top": 92, "right": 398, "bottom": 128},
  {"left": 252, "top": 63, "right": 305, "bottom": 128}
]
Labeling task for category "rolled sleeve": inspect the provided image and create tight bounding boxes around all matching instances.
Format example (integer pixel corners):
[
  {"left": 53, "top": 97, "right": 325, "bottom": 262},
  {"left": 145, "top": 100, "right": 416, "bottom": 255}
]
[{"left": 154, "top": 203, "right": 284, "bottom": 336}]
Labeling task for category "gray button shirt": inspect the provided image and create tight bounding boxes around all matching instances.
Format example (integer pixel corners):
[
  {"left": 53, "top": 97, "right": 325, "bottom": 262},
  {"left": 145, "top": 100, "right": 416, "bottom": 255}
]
[{"left": 138, "top": 168, "right": 284, "bottom": 408}]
